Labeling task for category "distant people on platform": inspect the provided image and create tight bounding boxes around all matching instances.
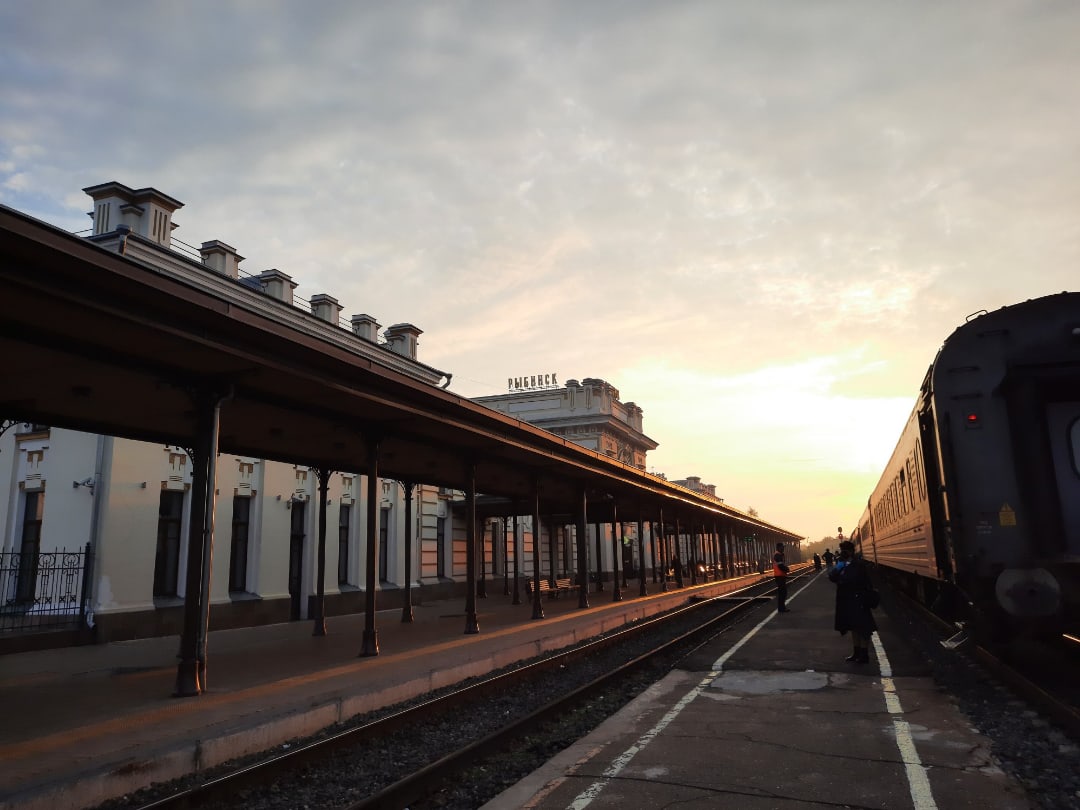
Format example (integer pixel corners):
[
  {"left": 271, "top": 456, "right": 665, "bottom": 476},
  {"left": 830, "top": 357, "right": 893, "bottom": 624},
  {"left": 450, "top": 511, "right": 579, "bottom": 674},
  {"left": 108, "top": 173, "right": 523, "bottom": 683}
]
[
  {"left": 772, "top": 543, "right": 790, "bottom": 613},
  {"left": 828, "top": 540, "right": 877, "bottom": 664},
  {"left": 758, "top": 555, "right": 768, "bottom": 575},
  {"left": 672, "top": 555, "right": 684, "bottom": 588},
  {"left": 813, "top": 552, "right": 822, "bottom": 571},
  {"left": 822, "top": 548, "right": 835, "bottom": 568}
]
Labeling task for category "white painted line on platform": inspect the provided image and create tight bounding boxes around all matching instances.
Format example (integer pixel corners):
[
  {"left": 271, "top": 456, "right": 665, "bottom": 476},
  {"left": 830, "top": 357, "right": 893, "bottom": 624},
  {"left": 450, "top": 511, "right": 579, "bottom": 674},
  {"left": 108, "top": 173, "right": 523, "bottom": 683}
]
[
  {"left": 872, "top": 633, "right": 938, "bottom": 810},
  {"left": 567, "top": 576, "right": 814, "bottom": 808}
]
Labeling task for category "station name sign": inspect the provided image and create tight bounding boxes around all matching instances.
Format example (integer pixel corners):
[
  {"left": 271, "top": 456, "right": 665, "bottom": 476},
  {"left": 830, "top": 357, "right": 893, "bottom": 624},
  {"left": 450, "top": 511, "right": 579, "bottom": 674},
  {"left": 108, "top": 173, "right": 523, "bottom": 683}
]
[{"left": 508, "top": 373, "right": 559, "bottom": 391}]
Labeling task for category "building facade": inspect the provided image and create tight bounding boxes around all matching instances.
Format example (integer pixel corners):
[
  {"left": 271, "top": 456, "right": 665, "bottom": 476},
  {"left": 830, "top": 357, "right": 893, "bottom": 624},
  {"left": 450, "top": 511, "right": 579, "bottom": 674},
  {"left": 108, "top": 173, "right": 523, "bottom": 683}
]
[
  {"left": 472, "top": 377, "right": 658, "bottom": 469},
  {"left": 0, "top": 182, "right": 552, "bottom": 646},
  {"left": 1, "top": 183, "right": 794, "bottom": 652}
]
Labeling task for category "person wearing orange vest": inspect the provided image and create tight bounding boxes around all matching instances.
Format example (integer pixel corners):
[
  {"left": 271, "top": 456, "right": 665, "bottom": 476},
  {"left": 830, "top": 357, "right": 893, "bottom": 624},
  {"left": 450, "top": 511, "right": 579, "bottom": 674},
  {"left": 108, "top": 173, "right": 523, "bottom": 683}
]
[{"left": 773, "top": 542, "right": 790, "bottom": 613}]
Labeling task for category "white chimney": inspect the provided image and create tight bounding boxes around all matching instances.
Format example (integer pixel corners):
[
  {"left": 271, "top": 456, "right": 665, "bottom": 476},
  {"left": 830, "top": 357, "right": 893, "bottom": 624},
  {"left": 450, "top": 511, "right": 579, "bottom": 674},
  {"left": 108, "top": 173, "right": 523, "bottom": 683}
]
[
  {"left": 83, "top": 182, "right": 183, "bottom": 247},
  {"left": 257, "top": 269, "right": 297, "bottom": 304},
  {"left": 350, "top": 313, "right": 381, "bottom": 342},
  {"left": 310, "top": 294, "right": 343, "bottom": 326},
  {"left": 199, "top": 240, "right": 243, "bottom": 279},
  {"left": 383, "top": 323, "right": 422, "bottom": 360}
]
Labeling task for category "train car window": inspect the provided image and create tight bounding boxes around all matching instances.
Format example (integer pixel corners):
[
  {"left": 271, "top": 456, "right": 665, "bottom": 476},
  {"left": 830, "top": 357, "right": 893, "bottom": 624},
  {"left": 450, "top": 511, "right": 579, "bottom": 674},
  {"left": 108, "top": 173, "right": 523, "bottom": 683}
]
[{"left": 914, "top": 440, "right": 926, "bottom": 501}]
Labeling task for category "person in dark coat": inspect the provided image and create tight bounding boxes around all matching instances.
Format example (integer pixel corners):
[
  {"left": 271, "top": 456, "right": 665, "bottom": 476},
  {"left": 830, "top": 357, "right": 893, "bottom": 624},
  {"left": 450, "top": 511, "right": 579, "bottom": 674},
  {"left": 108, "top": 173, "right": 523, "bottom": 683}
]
[{"left": 828, "top": 540, "right": 877, "bottom": 663}]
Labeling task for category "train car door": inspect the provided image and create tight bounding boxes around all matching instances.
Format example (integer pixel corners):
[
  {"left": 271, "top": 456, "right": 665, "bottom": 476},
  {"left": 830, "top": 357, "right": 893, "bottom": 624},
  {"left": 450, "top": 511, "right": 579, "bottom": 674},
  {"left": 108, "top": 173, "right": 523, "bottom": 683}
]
[{"left": 1046, "top": 402, "right": 1080, "bottom": 557}]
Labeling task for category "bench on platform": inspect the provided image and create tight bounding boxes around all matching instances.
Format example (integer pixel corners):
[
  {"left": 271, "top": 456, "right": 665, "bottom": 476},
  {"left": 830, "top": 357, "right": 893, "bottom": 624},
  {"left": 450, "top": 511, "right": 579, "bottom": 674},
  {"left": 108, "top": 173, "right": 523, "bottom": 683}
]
[{"left": 525, "top": 577, "right": 577, "bottom": 599}]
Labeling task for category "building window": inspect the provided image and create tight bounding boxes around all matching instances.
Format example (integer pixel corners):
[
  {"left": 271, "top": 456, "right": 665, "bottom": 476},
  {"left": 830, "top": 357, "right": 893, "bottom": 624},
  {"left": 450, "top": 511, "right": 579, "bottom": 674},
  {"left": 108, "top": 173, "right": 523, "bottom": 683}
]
[
  {"left": 15, "top": 490, "right": 45, "bottom": 604},
  {"left": 338, "top": 504, "right": 351, "bottom": 585},
  {"left": 379, "top": 506, "right": 390, "bottom": 582},
  {"left": 288, "top": 501, "right": 306, "bottom": 621},
  {"left": 436, "top": 517, "right": 446, "bottom": 578},
  {"left": 229, "top": 495, "right": 250, "bottom": 593},
  {"left": 154, "top": 490, "right": 185, "bottom": 598}
]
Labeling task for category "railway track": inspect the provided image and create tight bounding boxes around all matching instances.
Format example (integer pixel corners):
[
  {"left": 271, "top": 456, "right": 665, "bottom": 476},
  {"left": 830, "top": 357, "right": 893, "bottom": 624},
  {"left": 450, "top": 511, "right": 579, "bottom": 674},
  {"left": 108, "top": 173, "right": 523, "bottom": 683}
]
[
  {"left": 893, "top": 590, "right": 1080, "bottom": 743},
  {"left": 114, "top": 575, "right": 792, "bottom": 810}
]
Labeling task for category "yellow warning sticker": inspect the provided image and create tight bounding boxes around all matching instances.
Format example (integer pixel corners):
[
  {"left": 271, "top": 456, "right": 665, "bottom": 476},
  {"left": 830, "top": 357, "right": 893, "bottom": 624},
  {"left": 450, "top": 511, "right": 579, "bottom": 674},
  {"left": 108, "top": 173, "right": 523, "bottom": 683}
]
[{"left": 999, "top": 503, "right": 1016, "bottom": 527}]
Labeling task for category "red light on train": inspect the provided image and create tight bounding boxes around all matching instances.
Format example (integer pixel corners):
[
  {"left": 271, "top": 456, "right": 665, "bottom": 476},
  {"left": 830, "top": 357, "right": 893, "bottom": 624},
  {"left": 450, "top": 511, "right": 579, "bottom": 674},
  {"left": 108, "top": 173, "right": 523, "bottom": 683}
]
[{"left": 965, "top": 412, "right": 979, "bottom": 426}]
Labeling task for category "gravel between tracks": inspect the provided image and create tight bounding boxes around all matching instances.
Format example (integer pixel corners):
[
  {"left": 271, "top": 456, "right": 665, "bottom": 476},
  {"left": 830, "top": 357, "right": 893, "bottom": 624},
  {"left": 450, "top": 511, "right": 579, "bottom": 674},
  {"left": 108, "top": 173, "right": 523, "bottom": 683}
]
[
  {"left": 95, "top": 596, "right": 730, "bottom": 810},
  {"left": 94, "top": 587, "right": 1080, "bottom": 810}
]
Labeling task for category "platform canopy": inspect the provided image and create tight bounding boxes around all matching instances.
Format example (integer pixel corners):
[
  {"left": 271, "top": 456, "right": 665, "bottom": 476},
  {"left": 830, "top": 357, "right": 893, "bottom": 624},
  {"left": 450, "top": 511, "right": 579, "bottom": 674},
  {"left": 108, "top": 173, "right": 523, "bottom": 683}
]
[{"left": 0, "top": 204, "right": 799, "bottom": 542}]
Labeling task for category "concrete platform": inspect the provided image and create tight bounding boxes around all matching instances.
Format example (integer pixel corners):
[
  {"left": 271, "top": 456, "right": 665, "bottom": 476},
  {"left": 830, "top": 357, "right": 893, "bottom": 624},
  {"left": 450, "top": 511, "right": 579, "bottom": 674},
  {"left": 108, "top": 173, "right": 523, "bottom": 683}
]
[
  {"left": 0, "top": 574, "right": 758, "bottom": 810},
  {"left": 484, "top": 571, "right": 1033, "bottom": 810}
]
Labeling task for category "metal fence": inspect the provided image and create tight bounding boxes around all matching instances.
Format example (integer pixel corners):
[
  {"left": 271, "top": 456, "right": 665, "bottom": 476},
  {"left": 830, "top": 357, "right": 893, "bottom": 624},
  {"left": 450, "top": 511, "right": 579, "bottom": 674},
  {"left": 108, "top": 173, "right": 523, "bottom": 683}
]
[{"left": 0, "top": 544, "right": 93, "bottom": 633}]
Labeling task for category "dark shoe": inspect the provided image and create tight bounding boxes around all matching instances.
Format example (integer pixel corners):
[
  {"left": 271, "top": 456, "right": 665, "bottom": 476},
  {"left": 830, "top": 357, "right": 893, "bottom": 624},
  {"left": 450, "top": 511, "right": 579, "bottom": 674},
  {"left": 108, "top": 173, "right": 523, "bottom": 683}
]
[
  {"left": 845, "top": 647, "right": 865, "bottom": 663},
  {"left": 856, "top": 650, "right": 870, "bottom": 664},
  {"left": 778, "top": 608, "right": 790, "bottom": 613},
  {"left": 844, "top": 652, "right": 860, "bottom": 662}
]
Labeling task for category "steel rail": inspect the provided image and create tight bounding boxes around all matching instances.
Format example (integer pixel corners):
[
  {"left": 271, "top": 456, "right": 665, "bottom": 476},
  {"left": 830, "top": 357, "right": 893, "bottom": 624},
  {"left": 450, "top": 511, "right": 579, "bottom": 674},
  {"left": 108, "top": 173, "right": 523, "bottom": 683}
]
[
  {"left": 131, "top": 577, "right": 787, "bottom": 810},
  {"left": 895, "top": 591, "right": 1080, "bottom": 742},
  {"left": 348, "top": 581, "right": 795, "bottom": 809}
]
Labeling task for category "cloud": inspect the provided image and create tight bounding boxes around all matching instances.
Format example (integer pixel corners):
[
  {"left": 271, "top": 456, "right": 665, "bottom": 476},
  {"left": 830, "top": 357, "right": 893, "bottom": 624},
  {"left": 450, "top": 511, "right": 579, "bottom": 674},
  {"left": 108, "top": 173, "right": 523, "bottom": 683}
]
[{"left": 2, "top": 0, "right": 1078, "bottom": 538}]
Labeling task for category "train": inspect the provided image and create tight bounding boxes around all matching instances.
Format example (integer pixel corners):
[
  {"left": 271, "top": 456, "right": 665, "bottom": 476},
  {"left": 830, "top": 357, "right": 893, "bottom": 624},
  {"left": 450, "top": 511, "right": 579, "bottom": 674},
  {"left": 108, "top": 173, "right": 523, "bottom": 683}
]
[{"left": 851, "top": 291, "right": 1080, "bottom": 642}]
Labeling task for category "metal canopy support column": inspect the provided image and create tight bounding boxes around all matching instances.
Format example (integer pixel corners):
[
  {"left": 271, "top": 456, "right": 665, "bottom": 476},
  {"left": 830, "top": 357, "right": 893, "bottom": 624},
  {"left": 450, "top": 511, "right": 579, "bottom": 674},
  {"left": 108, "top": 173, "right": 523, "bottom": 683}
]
[
  {"left": 649, "top": 518, "right": 658, "bottom": 583},
  {"left": 174, "top": 388, "right": 224, "bottom": 697},
  {"left": 657, "top": 505, "right": 668, "bottom": 592},
  {"left": 637, "top": 508, "right": 647, "bottom": 597},
  {"left": 464, "top": 463, "right": 479, "bottom": 634},
  {"left": 530, "top": 479, "right": 544, "bottom": 620},
  {"left": 619, "top": 522, "right": 629, "bottom": 589},
  {"left": 478, "top": 518, "right": 488, "bottom": 599},
  {"left": 502, "top": 518, "right": 511, "bottom": 597},
  {"left": 593, "top": 519, "right": 604, "bottom": 593},
  {"left": 360, "top": 434, "right": 381, "bottom": 657},
  {"left": 610, "top": 502, "right": 622, "bottom": 603},
  {"left": 673, "top": 516, "right": 684, "bottom": 587},
  {"left": 708, "top": 523, "right": 718, "bottom": 579},
  {"left": 576, "top": 486, "right": 590, "bottom": 609},
  {"left": 547, "top": 515, "right": 557, "bottom": 588},
  {"left": 718, "top": 522, "right": 728, "bottom": 578},
  {"left": 312, "top": 467, "right": 331, "bottom": 637},
  {"left": 511, "top": 513, "right": 521, "bottom": 605},
  {"left": 401, "top": 480, "right": 415, "bottom": 623},
  {"left": 689, "top": 519, "right": 698, "bottom": 586}
]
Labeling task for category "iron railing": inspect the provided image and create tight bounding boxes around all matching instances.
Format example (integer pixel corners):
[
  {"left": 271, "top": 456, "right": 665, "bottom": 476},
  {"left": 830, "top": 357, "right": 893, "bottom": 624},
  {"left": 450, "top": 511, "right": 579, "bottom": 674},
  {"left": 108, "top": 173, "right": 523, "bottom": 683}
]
[{"left": 0, "top": 544, "right": 93, "bottom": 633}]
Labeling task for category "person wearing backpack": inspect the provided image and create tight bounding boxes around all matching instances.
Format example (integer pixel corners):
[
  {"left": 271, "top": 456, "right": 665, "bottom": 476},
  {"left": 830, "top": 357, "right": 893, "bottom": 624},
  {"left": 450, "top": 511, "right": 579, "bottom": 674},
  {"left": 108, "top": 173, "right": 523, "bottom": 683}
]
[{"left": 828, "top": 540, "right": 877, "bottom": 663}]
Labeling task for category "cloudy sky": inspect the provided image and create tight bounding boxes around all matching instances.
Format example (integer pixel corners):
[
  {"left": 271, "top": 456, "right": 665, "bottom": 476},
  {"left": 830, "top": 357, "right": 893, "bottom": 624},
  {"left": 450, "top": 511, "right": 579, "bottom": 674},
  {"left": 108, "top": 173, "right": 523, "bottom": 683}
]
[{"left": 2, "top": 2, "right": 1078, "bottom": 541}]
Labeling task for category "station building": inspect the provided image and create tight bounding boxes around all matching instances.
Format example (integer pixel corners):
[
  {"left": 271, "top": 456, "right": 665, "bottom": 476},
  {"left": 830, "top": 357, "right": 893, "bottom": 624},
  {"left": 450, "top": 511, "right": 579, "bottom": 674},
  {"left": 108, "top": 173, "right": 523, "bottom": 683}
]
[{"left": 0, "top": 182, "right": 786, "bottom": 652}]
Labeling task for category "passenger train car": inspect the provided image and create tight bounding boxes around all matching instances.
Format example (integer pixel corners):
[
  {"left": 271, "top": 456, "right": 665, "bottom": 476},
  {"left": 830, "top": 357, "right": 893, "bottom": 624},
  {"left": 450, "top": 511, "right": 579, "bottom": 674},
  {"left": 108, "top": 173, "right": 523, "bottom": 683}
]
[{"left": 852, "top": 291, "right": 1080, "bottom": 640}]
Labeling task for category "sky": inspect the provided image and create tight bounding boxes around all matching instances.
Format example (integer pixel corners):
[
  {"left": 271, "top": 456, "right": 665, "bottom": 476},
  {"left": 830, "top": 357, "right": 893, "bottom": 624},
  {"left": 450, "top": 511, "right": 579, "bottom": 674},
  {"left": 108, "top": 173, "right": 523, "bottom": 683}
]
[{"left": 2, "top": 2, "right": 1078, "bottom": 542}]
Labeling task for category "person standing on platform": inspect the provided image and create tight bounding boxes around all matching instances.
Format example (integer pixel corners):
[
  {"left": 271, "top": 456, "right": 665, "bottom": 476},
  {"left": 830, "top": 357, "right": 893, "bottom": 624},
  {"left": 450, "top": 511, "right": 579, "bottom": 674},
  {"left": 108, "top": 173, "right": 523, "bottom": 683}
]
[
  {"left": 822, "top": 548, "right": 834, "bottom": 569},
  {"left": 813, "top": 552, "right": 822, "bottom": 571},
  {"left": 829, "top": 540, "right": 877, "bottom": 663},
  {"left": 772, "top": 543, "right": 790, "bottom": 613}
]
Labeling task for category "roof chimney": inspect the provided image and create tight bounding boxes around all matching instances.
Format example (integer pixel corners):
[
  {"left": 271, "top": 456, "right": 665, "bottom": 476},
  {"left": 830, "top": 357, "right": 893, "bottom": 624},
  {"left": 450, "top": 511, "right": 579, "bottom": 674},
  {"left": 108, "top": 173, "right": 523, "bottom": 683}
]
[
  {"left": 310, "top": 294, "right": 343, "bottom": 326},
  {"left": 383, "top": 323, "right": 422, "bottom": 360},
  {"left": 199, "top": 240, "right": 243, "bottom": 279},
  {"left": 83, "top": 182, "right": 183, "bottom": 247},
  {"left": 350, "top": 314, "right": 380, "bottom": 342},
  {"left": 256, "top": 269, "right": 297, "bottom": 305}
]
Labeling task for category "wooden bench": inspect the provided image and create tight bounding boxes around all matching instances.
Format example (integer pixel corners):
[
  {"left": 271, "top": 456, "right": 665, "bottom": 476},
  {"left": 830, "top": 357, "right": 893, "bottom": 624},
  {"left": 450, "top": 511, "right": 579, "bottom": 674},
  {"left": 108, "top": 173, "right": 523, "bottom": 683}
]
[{"left": 525, "top": 577, "right": 577, "bottom": 599}]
